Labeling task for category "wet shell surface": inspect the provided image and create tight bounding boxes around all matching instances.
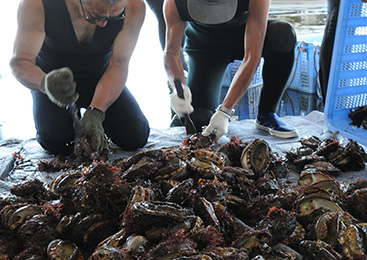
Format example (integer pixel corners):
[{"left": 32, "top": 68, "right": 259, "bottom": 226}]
[
  {"left": 295, "top": 193, "right": 344, "bottom": 216},
  {"left": 47, "top": 239, "right": 84, "bottom": 260},
  {"left": 187, "top": 150, "right": 224, "bottom": 174},
  {"left": 240, "top": 139, "right": 272, "bottom": 174}
]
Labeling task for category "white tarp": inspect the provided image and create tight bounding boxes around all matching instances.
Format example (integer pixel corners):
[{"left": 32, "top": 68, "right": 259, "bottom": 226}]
[{"left": 0, "top": 110, "right": 366, "bottom": 196}]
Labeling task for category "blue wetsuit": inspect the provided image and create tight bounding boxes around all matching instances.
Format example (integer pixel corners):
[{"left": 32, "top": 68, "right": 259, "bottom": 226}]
[
  {"left": 175, "top": 0, "right": 297, "bottom": 130},
  {"left": 33, "top": 0, "right": 150, "bottom": 155}
]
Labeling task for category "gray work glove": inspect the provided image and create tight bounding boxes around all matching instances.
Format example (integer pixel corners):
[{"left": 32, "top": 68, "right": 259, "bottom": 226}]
[
  {"left": 74, "top": 107, "right": 107, "bottom": 161},
  {"left": 40, "top": 67, "right": 79, "bottom": 107}
]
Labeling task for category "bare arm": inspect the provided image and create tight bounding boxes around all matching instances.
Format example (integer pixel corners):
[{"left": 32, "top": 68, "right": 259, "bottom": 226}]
[
  {"left": 10, "top": 0, "right": 47, "bottom": 91},
  {"left": 90, "top": 0, "right": 146, "bottom": 112},
  {"left": 222, "top": 0, "right": 270, "bottom": 110},
  {"left": 163, "top": 0, "right": 187, "bottom": 85}
]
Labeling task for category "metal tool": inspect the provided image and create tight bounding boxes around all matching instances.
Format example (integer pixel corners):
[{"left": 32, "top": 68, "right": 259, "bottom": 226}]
[{"left": 173, "top": 79, "right": 197, "bottom": 134}]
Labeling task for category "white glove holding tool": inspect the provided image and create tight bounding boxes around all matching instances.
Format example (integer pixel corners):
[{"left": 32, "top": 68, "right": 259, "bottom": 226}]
[
  {"left": 202, "top": 105, "right": 234, "bottom": 140},
  {"left": 170, "top": 80, "right": 194, "bottom": 117}
]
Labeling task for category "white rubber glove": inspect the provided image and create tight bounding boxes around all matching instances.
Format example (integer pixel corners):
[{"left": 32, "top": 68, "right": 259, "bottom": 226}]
[
  {"left": 170, "top": 82, "right": 194, "bottom": 117},
  {"left": 202, "top": 109, "right": 230, "bottom": 140}
]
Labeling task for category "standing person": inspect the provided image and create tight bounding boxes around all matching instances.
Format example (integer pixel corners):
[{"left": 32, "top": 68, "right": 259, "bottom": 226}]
[
  {"left": 10, "top": 0, "right": 150, "bottom": 158},
  {"left": 319, "top": 0, "right": 367, "bottom": 103},
  {"left": 319, "top": 0, "right": 340, "bottom": 105},
  {"left": 163, "top": 0, "right": 299, "bottom": 140}
]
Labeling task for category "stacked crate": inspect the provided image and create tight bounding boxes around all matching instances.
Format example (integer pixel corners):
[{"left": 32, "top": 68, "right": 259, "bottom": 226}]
[
  {"left": 278, "top": 40, "right": 324, "bottom": 116},
  {"left": 221, "top": 40, "right": 324, "bottom": 120},
  {"left": 286, "top": 41, "right": 321, "bottom": 95},
  {"left": 278, "top": 89, "right": 324, "bottom": 118},
  {"left": 221, "top": 59, "right": 264, "bottom": 120}
]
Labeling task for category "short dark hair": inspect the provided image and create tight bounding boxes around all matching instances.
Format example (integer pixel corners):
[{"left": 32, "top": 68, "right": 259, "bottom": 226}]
[
  {"left": 101, "top": 0, "right": 124, "bottom": 5},
  {"left": 84, "top": 0, "right": 124, "bottom": 6}
]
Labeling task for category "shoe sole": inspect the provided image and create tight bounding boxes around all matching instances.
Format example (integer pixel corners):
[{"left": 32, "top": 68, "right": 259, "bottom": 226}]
[{"left": 256, "top": 122, "right": 299, "bottom": 139}]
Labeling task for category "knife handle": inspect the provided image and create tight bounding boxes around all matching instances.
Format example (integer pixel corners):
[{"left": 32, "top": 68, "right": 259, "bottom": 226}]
[{"left": 174, "top": 78, "right": 184, "bottom": 99}]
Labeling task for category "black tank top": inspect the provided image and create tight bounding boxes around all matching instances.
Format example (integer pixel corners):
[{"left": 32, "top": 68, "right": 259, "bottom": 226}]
[
  {"left": 175, "top": 0, "right": 248, "bottom": 27},
  {"left": 36, "top": 0, "right": 124, "bottom": 86},
  {"left": 175, "top": 0, "right": 248, "bottom": 41}
]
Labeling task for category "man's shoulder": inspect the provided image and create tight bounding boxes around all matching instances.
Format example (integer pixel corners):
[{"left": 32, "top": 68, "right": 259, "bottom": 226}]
[
  {"left": 21, "top": 0, "right": 44, "bottom": 8},
  {"left": 17, "top": 0, "right": 45, "bottom": 27},
  {"left": 129, "top": 0, "right": 146, "bottom": 11}
]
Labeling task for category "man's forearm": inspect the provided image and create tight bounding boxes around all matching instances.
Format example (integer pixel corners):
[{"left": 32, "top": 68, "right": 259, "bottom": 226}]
[
  {"left": 164, "top": 50, "right": 186, "bottom": 86},
  {"left": 10, "top": 59, "right": 45, "bottom": 91},
  {"left": 90, "top": 66, "right": 128, "bottom": 112}
]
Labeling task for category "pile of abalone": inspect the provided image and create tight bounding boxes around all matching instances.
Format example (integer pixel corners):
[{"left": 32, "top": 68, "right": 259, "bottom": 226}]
[
  {"left": 349, "top": 105, "right": 367, "bottom": 130},
  {"left": 1, "top": 133, "right": 367, "bottom": 259}
]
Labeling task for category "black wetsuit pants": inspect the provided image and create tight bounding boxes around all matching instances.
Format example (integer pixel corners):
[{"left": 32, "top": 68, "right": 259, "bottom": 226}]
[
  {"left": 184, "top": 20, "right": 296, "bottom": 128},
  {"left": 31, "top": 86, "right": 150, "bottom": 156},
  {"left": 319, "top": 0, "right": 340, "bottom": 104}
]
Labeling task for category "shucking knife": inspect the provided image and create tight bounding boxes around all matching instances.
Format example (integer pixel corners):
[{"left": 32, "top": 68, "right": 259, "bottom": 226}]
[{"left": 173, "top": 79, "right": 197, "bottom": 134}]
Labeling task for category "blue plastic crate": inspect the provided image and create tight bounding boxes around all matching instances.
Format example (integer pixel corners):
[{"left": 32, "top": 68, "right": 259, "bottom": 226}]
[
  {"left": 286, "top": 41, "right": 321, "bottom": 94},
  {"left": 222, "top": 59, "right": 264, "bottom": 87},
  {"left": 221, "top": 59, "right": 263, "bottom": 120},
  {"left": 324, "top": 0, "right": 367, "bottom": 146},
  {"left": 222, "top": 65, "right": 232, "bottom": 86},
  {"left": 278, "top": 89, "right": 323, "bottom": 117},
  {"left": 220, "top": 83, "right": 262, "bottom": 120}
]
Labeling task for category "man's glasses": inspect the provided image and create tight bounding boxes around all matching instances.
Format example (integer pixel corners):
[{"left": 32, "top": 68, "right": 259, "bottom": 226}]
[{"left": 79, "top": 0, "right": 126, "bottom": 22}]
